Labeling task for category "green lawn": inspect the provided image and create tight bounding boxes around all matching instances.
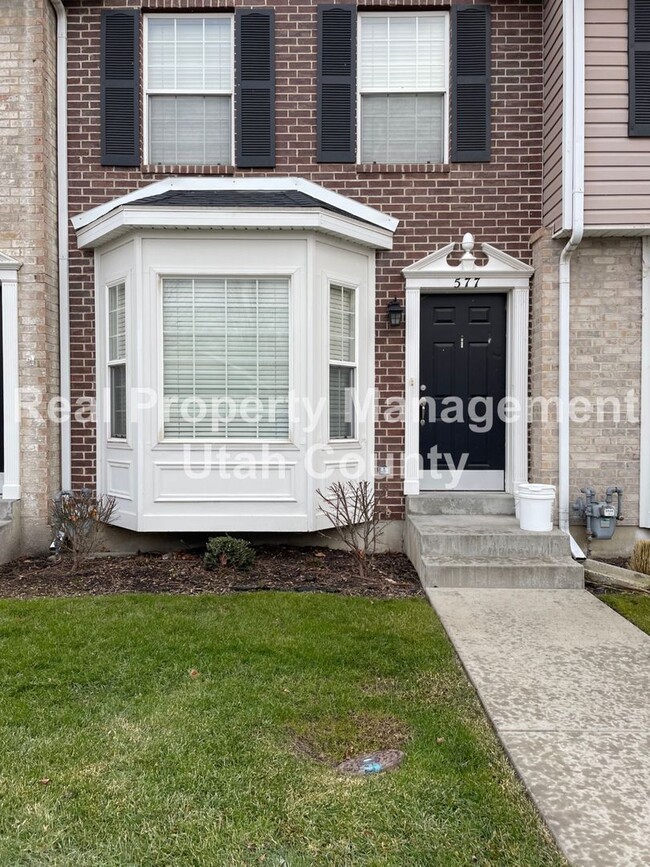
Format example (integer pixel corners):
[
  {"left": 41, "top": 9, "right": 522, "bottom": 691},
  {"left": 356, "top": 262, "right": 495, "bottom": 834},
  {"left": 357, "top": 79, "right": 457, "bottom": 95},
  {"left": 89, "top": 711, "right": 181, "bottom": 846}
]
[
  {"left": 601, "top": 592, "right": 650, "bottom": 635},
  {"left": 0, "top": 593, "right": 564, "bottom": 866}
]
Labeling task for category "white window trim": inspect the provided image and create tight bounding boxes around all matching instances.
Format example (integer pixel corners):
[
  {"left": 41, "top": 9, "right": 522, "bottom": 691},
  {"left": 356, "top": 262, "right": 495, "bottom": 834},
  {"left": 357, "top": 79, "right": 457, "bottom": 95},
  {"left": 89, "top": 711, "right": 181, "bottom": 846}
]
[
  {"left": 356, "top": 10, "right": 450, "bottom": 165},
  {"left": 328, "top": 281, "right": 359, "bottom": 443},
  {"left": 107, "top": 279, "right": 128, "bottom": 442},
  {"left": 143, "top": 13, "right": 235, "bottom": 166},
  {"left": 155, "top": 268, "right": 296, "bottom": 445}
]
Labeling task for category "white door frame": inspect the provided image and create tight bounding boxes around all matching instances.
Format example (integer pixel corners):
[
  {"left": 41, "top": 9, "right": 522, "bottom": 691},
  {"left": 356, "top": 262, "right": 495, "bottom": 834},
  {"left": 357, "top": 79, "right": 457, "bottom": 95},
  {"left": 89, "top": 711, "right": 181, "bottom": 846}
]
[
  {"left": 402, "top": 235, "right": 533, "bottom": 496},
  {"left": 0, "top": 253, "right": 21, "bottom": 500}
]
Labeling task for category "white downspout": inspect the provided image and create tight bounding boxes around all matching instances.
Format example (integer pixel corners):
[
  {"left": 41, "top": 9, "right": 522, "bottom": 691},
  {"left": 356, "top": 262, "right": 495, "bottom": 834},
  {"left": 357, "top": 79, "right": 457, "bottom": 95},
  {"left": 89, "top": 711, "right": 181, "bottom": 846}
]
[
  {"left": 49, "top": 0, "right": 71, "bottom": 491},
  {"left": 558, "top": 0, "right": 585, "bottom": 556}
]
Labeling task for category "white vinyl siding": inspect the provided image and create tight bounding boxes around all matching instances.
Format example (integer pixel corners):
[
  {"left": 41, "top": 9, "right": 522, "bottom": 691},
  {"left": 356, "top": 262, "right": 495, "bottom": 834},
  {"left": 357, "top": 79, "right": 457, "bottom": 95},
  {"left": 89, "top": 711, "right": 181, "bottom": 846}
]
[
  {"left": 162, "top": 277, "right": 290, "bottom": 439},
  {"left": 359, "top": 13, "right": 447, "bottom": 163},
  {"left": 146, "top": 16, "right": 233, "bottom": 165},
  {"left": 329, "top": 284, "right": 356, "bottom": 440},
  {"left": 108, "top": 282, "right": 127, "bottom": 439}
]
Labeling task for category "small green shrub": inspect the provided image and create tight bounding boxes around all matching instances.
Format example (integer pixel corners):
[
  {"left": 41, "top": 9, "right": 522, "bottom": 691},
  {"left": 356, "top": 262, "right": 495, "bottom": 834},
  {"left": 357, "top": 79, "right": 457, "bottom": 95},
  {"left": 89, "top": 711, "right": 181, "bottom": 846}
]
[
  {"left": 204, "top": 536, "right": 256, "bottom": 571},
  {"left": 630, "top": 540, "right": 650, "bottom": 575}
]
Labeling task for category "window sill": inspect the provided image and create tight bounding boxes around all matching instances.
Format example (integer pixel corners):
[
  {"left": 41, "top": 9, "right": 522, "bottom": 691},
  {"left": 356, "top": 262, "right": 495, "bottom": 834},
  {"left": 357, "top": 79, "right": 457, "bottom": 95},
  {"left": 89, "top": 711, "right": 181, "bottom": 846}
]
[
  {"left": 141, "top": 164, "right": 235, "bottom": 176},
  {"left": 356, "top": 162, "right": 451, "bottom": 175}
]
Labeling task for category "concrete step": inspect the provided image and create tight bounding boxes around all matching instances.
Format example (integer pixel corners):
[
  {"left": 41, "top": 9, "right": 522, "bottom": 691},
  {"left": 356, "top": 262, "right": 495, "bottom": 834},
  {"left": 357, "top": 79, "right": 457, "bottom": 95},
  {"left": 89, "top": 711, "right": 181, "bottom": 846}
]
[
  {"left": 405, "top": 515, "right": 571, "bottom": 559},
  {"left": 407, "top": 492, "right": 515, "bottom": 516},
  {"left": 417, "top": 555, "right": 584, "bottom": 589}
]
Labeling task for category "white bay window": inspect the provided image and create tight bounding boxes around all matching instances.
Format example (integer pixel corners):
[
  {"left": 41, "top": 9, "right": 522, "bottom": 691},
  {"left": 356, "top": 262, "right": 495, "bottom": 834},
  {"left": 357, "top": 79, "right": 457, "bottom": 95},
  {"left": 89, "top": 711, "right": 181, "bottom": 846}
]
[
  {"left": 359, "top": 13, "right": 447, "bottom": 163},
  {"left": 146, "top": 15, "right": 233, "bottom": 165},
  {"left": 162, "top": 277, "right": 290, "bottom": 440}
]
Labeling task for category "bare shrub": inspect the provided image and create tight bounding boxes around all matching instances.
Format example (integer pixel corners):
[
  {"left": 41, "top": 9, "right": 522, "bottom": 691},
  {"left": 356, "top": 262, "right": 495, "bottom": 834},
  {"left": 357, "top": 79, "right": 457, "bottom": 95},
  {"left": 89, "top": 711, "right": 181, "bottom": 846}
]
[
  {"left": 50, "top": 490, "right": 117, "bottom": 571},
  {"left": 630, "top": 540, "right": 650, "bottom": 576},
  {"left": 316, "top": 481, "right": 385, "bottom": 579}
]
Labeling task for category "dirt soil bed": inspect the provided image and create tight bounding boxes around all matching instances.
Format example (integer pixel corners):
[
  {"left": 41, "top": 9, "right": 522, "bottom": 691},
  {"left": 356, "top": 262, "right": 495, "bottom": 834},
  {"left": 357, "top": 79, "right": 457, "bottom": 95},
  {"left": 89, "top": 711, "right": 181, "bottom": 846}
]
[{"left": 0, "top": 546, "right": 422, "bottom": 600}]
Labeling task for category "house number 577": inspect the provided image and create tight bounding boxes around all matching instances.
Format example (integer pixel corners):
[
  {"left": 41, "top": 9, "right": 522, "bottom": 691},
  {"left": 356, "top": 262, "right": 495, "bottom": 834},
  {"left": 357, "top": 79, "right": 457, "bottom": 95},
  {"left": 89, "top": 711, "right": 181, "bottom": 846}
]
[{"left": 454, "top": 277, "right": 481, "bottom": 288}]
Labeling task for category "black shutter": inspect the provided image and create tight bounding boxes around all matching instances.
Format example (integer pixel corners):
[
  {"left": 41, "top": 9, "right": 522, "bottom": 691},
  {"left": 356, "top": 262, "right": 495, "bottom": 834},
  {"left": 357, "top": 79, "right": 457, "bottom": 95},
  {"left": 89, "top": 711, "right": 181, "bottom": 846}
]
[
  {"left": 629, "top": 0, "right": 650, "bottom": 135},
  {"left": 236, "top": 9, "right": 275, "bottom": 167},
  {"left": 452, "top": 5, "right": 491, "bottom": 162},
  {"left": 317, "top": 4, "right": 356, "bottom": 163},
  {"left": 100, "top": 10, "right": 140, "bottom": 167}
]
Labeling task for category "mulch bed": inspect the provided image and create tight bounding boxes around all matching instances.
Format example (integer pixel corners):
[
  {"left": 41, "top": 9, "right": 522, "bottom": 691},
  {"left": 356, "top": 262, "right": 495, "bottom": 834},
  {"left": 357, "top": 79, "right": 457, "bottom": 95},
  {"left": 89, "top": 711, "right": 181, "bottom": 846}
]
[{"left": 0, "top": 546, "right": 423, "bottom": 601}]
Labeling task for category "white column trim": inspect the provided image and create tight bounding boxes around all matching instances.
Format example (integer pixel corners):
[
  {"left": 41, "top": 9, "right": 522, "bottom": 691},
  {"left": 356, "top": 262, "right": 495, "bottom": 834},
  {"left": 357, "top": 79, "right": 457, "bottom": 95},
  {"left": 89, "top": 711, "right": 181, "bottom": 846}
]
[
  {"left": 403, "top": 288, "right": 421, "bottom": 495},
  {"left": 1, "top": 268, "right": 21, "bottom": 500},
  {"left": 640, "top": 237, "right": 650, "bottom": 527},
  {"left": 506, "top": 285, "right": 530, "bottom": 494}
]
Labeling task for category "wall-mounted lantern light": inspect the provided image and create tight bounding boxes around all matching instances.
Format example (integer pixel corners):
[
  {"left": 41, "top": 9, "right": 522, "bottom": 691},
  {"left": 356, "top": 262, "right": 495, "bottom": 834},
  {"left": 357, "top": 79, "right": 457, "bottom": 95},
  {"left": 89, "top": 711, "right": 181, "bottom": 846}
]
[{"left": 387, "top": 297, "right": 405, "bottom": 327}]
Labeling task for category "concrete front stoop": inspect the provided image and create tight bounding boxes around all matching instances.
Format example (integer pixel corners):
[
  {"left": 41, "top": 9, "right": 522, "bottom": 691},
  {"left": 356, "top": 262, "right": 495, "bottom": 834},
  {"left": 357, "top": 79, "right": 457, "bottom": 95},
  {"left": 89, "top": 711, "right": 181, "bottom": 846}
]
[{"left": 405, "top": 493, "right": 583, "bottom": 589}]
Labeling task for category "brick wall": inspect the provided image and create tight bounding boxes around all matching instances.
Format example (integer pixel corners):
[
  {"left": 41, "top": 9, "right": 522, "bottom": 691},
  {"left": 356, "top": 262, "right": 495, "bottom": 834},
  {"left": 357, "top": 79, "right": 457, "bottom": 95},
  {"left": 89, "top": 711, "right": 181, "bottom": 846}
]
[
  {"left": 530, "top": 233, "right": 643, "bottom": 527},
  {"left": 64, "top": 0, "right": 544, "bottom": 518},
  {"left": 0, "top": 0, "right": 59, "bottom": 550}
]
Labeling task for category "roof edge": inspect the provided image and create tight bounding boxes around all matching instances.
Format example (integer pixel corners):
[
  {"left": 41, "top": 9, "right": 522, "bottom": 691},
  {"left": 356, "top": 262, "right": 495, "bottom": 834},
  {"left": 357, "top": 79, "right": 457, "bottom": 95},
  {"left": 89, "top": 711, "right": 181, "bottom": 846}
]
[{"left": 71, "top": 177, "right": 399, "bottom": 234}]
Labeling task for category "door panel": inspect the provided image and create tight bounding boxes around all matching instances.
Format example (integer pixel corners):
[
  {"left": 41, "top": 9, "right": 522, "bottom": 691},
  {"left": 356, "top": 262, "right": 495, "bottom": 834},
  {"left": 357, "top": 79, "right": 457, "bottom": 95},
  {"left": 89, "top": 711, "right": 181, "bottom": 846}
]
[{"left": 419, "top": 293, "right": 506, "bottom": 490}]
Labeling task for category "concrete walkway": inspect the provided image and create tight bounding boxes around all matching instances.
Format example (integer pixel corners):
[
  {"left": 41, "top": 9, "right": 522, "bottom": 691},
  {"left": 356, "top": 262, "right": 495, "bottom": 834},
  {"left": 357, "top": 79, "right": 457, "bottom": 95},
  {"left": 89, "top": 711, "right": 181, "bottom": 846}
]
[{"left": 427, "top": 589, "right": 650, "bottom": 867}]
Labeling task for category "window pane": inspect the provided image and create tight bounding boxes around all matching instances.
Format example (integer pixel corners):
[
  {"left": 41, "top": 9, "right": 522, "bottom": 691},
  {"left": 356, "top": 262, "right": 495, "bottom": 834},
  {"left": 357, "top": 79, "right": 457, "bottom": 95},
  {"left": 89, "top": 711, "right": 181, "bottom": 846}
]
[
  {"left": 148, "top": 16, "right": 232, "bottom": 91},
  {"left": 108, "top": 283, "right": 126, "bottom": 361},
  {"left": 329, "top": 285, "right": 355, "bottom": 363},
  {"left": 149, "top": 95, "right": 232, "bottom": 165},
  {"left": 329, "top": 366, "right": 355, "bottom": 439},
  {"left": 359, "top": 14, "right": 446, "bottom": 91},
  {"left": 361, "top": 93, "right": 443, "bottom": 163},
  {"left": 162, "top": 278, "right": 290, "bottom": 439},
  {"left": 110, "top": 364, "right": 127, "bottom": 439}
]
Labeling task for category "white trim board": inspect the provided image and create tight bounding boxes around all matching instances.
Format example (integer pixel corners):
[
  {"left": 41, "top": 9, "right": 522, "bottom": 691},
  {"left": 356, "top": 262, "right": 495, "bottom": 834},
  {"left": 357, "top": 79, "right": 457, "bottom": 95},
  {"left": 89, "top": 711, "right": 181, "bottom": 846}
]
[
  {"left": 0, "top": 253, "right": 22, "bottom": 500},
  {"left": 74, "top": 205, "right": 395, "bottom": 251}
]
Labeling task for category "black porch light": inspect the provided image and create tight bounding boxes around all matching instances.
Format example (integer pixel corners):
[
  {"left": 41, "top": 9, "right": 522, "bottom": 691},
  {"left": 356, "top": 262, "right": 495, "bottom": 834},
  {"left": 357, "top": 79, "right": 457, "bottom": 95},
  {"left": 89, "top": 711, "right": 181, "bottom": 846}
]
[{"left": 387, "top": 297, "right": 405, "bottom": 327}]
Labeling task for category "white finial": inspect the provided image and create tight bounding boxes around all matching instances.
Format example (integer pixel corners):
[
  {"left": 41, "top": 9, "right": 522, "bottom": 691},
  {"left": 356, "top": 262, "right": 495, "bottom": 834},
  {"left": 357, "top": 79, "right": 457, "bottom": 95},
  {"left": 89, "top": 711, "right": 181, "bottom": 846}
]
[{"left": 460, "top": 232, "right": 475, "bottom": 270}]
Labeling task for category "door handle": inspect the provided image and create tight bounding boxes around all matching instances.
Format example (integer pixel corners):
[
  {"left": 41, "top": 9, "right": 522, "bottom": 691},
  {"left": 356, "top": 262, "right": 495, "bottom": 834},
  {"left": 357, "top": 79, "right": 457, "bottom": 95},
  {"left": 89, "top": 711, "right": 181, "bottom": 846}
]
[{"left": 419, "top": 397, "right": 427, "bottom": 426}]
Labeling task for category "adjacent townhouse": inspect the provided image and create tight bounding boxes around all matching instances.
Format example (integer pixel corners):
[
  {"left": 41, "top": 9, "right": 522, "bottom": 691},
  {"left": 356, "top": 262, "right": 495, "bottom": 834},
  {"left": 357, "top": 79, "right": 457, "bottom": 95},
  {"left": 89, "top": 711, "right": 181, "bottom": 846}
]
[
  {"left": 2, "top": 0, "right": 650, "bottom": 575},
  {"left": 0, "top": 0, "right": 60, "bottom": 561}
]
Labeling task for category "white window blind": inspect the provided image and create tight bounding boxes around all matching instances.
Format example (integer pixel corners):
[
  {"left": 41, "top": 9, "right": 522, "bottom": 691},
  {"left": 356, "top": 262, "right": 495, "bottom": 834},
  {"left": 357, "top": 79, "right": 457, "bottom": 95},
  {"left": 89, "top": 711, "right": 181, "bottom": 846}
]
[
  {"left": 329, "top": 285, "right": 356, "bottom": 440},
  {"left": 147, "top": 17, "right": 233, "bottom": 165},
  {"left": 359, "top": 14, "right": 446, "bottom": 163},
  {"left": 108, "top": 282, "right": 127, "bottom": 439},
  {"left": 162, "top": 277, "right": 290, "bottom": 439}
]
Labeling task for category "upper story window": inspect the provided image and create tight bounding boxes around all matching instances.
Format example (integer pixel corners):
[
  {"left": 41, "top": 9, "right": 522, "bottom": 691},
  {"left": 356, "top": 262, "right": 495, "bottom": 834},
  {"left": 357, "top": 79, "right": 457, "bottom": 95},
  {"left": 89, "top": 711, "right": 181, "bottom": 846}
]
[
  {"left": 145, "top": 15, "right": 233, "bottom": 166},
  {"left": 358, "top": 13, "right": 448, "bottom": 164}
]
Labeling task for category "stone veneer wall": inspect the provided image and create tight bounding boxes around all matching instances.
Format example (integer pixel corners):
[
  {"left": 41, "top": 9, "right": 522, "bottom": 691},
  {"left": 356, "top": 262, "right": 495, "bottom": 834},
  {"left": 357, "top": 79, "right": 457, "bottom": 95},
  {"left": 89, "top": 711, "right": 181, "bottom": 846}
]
[
  {"left": 530, "top": 232, "right": 643, "bottom": 539},
  {"left": 0, "top": 0, "right": 60, "bottom": 552}
]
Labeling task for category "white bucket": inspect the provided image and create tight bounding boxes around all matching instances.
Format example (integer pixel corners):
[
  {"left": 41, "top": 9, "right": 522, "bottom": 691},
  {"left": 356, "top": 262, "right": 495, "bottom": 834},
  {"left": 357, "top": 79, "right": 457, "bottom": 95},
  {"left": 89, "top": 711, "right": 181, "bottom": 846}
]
[{"left": 518, "top": 483, "right": 555, "bottom": 532}]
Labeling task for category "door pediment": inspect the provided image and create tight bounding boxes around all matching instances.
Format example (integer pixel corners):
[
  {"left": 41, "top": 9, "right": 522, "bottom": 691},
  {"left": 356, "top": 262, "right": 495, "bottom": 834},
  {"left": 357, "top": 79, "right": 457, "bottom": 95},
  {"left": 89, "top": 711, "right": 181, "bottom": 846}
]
[{"left": 402, "top": 233, "right": 534, "bottom": 291}]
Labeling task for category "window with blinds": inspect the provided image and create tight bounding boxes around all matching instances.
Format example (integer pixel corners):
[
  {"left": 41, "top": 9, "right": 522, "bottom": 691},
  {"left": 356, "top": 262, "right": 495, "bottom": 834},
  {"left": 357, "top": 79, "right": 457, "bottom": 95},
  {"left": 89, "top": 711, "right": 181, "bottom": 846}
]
[
  {"left": 108, "top": 282, "right": 127, "bottom": 439},
  {"left": 359, "top": 13, "right": 447, "bottom": 163},
  {"left": 146, "top": 16, "right": 233, "bottom": 165},
  {"left": 329, "top": 284, "right": 356, "bottom": 440},
  {"left": 162, "top": 277, "right": 290, "bottom": 440}
]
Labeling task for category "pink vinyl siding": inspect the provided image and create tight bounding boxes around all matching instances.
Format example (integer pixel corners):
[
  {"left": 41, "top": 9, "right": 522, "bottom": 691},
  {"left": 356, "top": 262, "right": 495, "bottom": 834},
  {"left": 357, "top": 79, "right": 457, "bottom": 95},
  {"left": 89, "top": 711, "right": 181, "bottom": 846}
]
[
  {"left": 543, "top": 0, "right": 564, "bottom": 230},
  {"left": 584, "top": 0, "right": 650, "bottom": 226}
]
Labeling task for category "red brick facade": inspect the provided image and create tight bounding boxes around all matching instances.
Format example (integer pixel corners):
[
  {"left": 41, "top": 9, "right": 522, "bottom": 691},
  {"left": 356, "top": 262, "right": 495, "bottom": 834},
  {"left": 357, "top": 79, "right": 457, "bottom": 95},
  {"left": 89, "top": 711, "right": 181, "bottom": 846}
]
[{"left": 65, "top": 0, "right": 543, "bottom": 518}]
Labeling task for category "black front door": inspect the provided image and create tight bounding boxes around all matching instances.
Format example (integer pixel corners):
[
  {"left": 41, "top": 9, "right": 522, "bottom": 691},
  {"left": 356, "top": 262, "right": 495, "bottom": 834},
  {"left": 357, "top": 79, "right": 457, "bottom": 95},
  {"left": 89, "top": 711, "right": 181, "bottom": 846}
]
[{"left": 419, "top": 293, "right": 506, "bottom": 490}]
